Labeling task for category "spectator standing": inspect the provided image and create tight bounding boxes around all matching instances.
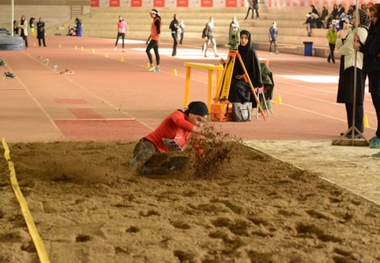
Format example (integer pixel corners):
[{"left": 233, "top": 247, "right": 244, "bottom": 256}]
[
  {"left": 268, "top": 21, "right": 279, "bottom": 54},
  {"left": 169, "top": 14, "right": 179, "bottom": 56},
  {"left": 13, "top": 20, "right": 18, "bottom": 35},
  {"left": 326, "top": 23, "right": 337, "bottom": 63},
  {"left": 244, "top": 0, "right": 254, "bottom": 20},
  {"left": 29, "top": 17, "right": 36, "bottom": 38},
  {"left": 202, "top": 17, "right": 219, "bottom": 58},
  {"left": 354, "top": 4, "right": 380, "bottom": 148},
  {"left": 253, "top": 0, "right": 260, "bottom": 19},
  {"left": 146, "top": 9, "right": 162, "bottom": 72},
  {"left": 114, "top": 15, "right": 128, "bottom": 52},
  {"left": 335, "top": 9, "right": 370, "bottom": 138},
  {"left": 18, "top": 15, "right": 28, "bottom": 49},
  {"left": 179, "top": 20, "right": 185, "bottom": 44},
  {"left": 75, "top": 18, "right": 82, "bottom": 37},
  {"left": 36, "top": 17, "right": 46, "bottom": 47}
]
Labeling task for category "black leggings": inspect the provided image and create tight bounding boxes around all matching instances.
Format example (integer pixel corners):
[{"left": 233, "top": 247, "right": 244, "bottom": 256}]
[
  {"left": 369, "top": 71, "right": 380, "bottom": 137},
  {"left": 115, "top": 33, "right": 125, "bottom": 48},
  {"left": 21, "top": 35, "right": 28, "bottom": 48},
  {"left": 146, "top": 40, "right": 160, "bottom": 66}
]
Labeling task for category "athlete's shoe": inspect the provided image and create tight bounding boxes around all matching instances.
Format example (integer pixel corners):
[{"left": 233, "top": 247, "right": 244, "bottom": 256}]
[
  {"left": 4, "top": 72, "right": 15, "bottom": 79},
  {"left": 147, "top": 66, "right": 156, "bottom": 72},
  {"left": 154, "top": 67, "right": 161, "bottom": 72}
]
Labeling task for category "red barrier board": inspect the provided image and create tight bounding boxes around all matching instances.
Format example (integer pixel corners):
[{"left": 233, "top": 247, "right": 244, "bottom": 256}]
[
  {"left": 225, "top": 0, "right": 236, "bottom": 7},
  {"left": 201, "top": 0, "right": 213, "bottom": 7},
  {"left": 131, "top": 0, "right": 142, "bottom": 6},
  {"left": 154, "top": 0, "right": 165, "bottom": 6},
  {"left": 91, "top": 0, "right": 100, "bottom": 7},
  {"left": 177, "top": 0, "right": 189, "bottom": 7},
  {"left": 109, "top": 0, "right": 120, "bottom": 6}
]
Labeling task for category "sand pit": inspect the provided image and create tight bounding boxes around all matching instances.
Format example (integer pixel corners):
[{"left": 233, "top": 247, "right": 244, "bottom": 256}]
[{"left": 1, "top": 137, "right": 380, "bottom": 263}]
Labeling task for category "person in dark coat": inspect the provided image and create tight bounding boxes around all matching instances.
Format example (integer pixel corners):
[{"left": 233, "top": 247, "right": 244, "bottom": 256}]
[
  {"left": 75, "top": 18, "right": 82, "bottom": 37},
  {"left": 169, "top": 14, "right": 179, "bottom": 56},
  {"left": 355, "top": 4, "right": 380, "bottom": 147},
  {"left": 36, "top": 17, "right": 46, "bottom": 47},
  {"left": 220, "top": 29, "right": 263, "bottom": 107},
  {"left": 336, "top": 9, "right": 370, "bottom": 138}
]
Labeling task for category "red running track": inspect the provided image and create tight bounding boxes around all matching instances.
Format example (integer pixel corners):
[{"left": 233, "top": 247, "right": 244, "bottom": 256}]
[{"left": 0, "top": 36, "right": 376, "bottom": 142}]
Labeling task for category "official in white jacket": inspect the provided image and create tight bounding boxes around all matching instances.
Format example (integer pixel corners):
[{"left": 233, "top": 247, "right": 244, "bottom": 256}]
[
  {"left": 18, "top": 15, "right": 28, "bottom": 49},
  {"left": 336, "top": 9, "right": 370, "bottom": 137}
]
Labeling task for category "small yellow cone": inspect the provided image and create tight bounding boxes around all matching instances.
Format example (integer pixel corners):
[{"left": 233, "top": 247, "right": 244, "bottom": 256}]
[
  {"left": 81, "top": 46, "right": 84, "bottom": 51},
  {"left": 146, "top": 63, "right": 150, "bottom": 69},
  {"left": 104, "top": 53, "right": 108, "bottom": 58},
  {"left": 275, "top": 94, "right": 282, "bottom": 105},
  {"left": 92, "top": 49, "right": 95, "bottom": 54},
  {"left": 120, "top": 57, "right": 124, "bottom": 62},
  {"left": 173, "top": 69, "right": 177, "bottom": 76},
  {"left": 74, "top": 45, "right": 77, "bottom": 50},
  {"left": 364, "top": 114, "right": 369, "bottom": 128},
  {"left": 33, "top": 43, "right": 36, "bottom": 47},
  {"left": 59, "top": 44, "right": 62, "bottom": 48}
]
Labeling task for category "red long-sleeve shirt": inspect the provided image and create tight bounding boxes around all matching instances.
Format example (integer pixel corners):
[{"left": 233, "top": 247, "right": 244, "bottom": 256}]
[{"left": 144, "top": 110, "right": 195, "bottom": 153}]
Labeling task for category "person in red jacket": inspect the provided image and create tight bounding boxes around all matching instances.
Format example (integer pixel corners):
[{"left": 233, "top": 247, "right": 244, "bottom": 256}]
[
  {"left": 130, "top": 101, "right": 209, "bottom": 175},
  {"left": 146, "top": 9, "right": 162, "bottom": 72}
]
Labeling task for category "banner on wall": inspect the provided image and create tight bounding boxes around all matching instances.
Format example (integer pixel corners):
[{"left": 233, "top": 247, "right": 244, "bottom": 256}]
[
  {"left": 177, "top": 0, "right": 189, "bottom": 6},
  {"left": 154, "top": 0, "right": 165, "bottom": 7},
  {"left": 91, "top": 0, "right": 99, "bottom": 7},
  {"left": 201, "top": 0, "right": 213, "bottom": 7},
  {"left": 91, "top": 0, "right": 359, "bottom": 7},
  {"left": 109, "top": 0, "right": 120, "bottom": 6},
  {"left": 225, "top": 0, "right": 236, "bottom": 7},
  {"left": 131, "top": 0, "right": 142, "bottom": 6}
]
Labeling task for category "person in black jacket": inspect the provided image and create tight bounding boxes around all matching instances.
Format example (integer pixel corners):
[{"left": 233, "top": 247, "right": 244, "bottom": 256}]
[
  {"left": 36, "top": 17, "right": 46, "bottom": 47},
  {"left": 220, "top": 29, "right": 263, "bottom": 106},
  {"left": 355, "top": 4, "right": 380, "bottom": 148},
  {"left": 169, "top": 14, "right": 179, "bottom": 56}
]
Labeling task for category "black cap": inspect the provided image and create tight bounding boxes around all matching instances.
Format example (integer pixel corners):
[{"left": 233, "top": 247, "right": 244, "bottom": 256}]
[{"left": 187, "top": 101, "right": 209, "bottom": 118}]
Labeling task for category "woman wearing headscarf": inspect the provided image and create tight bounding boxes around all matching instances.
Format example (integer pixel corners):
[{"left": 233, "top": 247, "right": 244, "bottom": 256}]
[
  {"left": 29, "top": 17, "right": 36, "bottom": 38},
  {"left": 220, "top": 29, "right": 262, "bottom": 107},
  {"left": 129, "top": 101, "right": 209, "bottom": 175},
  {"left": 336, "top": 9, "right": 370, "bottom": 138},
  {"left": 169, "top": 14, "right": 179, "bottom": 56},
  {"left": 354, "top": 4, "right": 380, "bottom": 148}
]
